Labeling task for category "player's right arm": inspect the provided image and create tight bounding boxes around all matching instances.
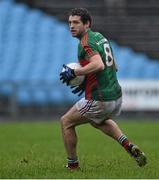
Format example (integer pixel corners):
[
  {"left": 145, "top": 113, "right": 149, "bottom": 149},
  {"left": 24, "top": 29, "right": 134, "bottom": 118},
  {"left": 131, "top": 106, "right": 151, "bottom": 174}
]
[{"left": 74, "top": 54, "right": 104, "bottom": 76}]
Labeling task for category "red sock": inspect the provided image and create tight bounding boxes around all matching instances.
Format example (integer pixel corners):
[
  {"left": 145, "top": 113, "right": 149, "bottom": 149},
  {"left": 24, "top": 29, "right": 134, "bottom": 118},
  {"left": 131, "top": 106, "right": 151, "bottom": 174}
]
[
  {"left": 67, "top": 157, "right": 79, "bottom": 169},
  {"left": 118, "top": 135, "right": 130, "bottom": 151},
  {"left": 122, "top": 139, "right": 130, "bottom": 151},
  {"left": 68, "top": 162, "right": 79, "bottom": 169}
]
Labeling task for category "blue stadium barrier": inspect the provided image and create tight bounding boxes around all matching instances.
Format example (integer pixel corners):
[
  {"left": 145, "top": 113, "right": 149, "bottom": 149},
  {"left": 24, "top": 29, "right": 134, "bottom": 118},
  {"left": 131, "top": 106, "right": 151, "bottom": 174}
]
[
  {"left": 16, "top": 86, "right": 33, "bottom": 106},
  {"left": 111, "top": 42, "right": 159, "bottom": 79}
]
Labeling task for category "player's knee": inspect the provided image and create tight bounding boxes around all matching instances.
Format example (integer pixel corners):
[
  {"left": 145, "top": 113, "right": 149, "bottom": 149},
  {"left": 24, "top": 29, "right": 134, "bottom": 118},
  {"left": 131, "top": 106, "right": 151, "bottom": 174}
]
[
  {"left": 60, "top": 115, "right": 67, "bottom": 126},
  {"left": 60, "top": 115, "right": 71, "bottom": 129}
]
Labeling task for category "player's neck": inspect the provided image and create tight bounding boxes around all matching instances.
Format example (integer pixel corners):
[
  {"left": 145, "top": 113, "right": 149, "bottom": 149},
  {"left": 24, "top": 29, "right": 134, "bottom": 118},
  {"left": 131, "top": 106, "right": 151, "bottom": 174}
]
[{"left": 79, "top": 28, "right": 90, "bottom": 40}]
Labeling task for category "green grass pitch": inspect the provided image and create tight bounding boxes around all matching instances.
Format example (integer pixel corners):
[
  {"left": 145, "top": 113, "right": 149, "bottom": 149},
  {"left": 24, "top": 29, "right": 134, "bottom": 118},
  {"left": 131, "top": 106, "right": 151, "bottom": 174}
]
[{"left": 0, "top": 120, "right": 159, "bottom": 179}]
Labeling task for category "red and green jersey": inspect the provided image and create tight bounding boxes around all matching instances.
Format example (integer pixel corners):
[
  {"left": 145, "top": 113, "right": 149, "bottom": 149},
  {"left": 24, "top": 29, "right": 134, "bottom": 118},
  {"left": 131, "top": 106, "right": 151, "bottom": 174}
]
[{"left": 78, "top": 29, "right": 122, "bottom": 101}]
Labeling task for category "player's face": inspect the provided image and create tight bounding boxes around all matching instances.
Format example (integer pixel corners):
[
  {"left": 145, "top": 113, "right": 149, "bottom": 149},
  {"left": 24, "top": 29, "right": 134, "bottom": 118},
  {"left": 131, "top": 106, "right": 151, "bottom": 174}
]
[{"left": 68, "top": 15, "right": 89, "bottom": 38}]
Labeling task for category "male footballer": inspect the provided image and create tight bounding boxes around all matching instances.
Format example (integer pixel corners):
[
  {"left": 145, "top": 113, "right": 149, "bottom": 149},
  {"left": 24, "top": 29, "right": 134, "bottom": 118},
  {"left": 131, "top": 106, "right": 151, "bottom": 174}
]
[{"left": 60, "top": 8, "right": 147, "bottom": 170}]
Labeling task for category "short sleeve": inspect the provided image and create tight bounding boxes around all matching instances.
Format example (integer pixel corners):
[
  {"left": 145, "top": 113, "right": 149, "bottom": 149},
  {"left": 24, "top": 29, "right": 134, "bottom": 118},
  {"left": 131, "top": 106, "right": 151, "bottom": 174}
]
[
  {"left": 82, "top": 42, "right": 99, "bottom": 58},
  {"left": 80, "top": 33, "right": 99, "bottom": 59}
]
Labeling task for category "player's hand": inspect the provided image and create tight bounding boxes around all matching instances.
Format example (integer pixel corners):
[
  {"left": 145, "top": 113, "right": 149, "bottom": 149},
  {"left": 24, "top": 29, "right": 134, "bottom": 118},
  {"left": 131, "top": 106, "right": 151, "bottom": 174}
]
[
  {"left": 70, "top": 79, "right": 86, "bottom": 96},
  {"left": 60, "top": 64, "right": 76, "bottom": 85}
]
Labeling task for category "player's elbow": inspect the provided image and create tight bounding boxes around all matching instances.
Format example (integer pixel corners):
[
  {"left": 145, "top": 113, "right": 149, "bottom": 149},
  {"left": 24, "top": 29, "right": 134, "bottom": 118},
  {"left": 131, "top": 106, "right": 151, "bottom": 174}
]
[
  {"left": 97, "top": 62, "right": 105, "bottom": 71},
  {"left": 90, "top": 55, "right": 105, "bottom": 71}
]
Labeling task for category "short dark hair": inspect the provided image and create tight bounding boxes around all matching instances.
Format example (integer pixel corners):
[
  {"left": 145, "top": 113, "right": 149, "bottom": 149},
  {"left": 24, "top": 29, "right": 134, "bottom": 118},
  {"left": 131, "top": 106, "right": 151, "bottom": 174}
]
[{"left": 68, "top": 8, "right": 92, "bottom": 27}]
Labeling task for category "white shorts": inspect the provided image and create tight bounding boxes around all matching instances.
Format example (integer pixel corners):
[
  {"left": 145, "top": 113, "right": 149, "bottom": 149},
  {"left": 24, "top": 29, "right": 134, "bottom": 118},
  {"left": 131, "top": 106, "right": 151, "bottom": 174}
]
[{"left": 75, "top": 97, "right": 122, "bottom": 124}]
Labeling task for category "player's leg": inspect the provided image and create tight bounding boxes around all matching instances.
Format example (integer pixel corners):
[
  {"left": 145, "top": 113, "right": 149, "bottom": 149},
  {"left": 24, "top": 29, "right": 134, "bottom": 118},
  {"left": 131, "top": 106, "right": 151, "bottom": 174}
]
[
  {"left": 87, "top": 96, "right": 147, "bottom": 167},
  {"left": 60, "top": 104, "right": 90, "bottom": 169},
  {"left": 91, "top": 119, "right": 122, "bottom": 140},
  {"left": 90, "top": 119, "right": 147, "bottom": 167}
]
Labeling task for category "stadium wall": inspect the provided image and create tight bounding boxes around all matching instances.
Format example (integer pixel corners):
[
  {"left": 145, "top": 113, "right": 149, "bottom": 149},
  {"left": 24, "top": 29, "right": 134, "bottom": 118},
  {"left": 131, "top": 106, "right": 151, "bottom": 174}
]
[
  {"left": 1, "top": 80, "right": 159, "bottom": 119},
  {"left": 120, "top": 80, "right": 159, "bottom": 111}
]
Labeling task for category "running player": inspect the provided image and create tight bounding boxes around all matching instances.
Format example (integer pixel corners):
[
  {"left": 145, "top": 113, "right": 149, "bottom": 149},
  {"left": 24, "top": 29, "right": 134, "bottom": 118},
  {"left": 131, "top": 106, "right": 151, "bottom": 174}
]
[{"left": 60, "top": 8, "right": 147, "bottom": 170}]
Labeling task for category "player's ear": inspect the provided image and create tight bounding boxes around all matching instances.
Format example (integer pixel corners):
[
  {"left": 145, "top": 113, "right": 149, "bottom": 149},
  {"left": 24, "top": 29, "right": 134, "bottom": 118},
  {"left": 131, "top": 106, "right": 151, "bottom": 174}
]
[{"left": 85, "top": 21, "right": 90, "bottom": 28}]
